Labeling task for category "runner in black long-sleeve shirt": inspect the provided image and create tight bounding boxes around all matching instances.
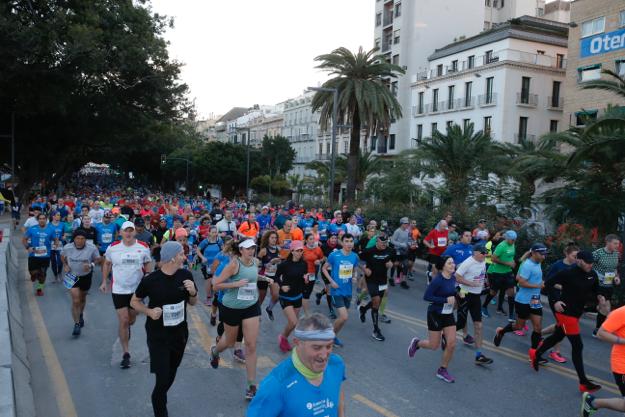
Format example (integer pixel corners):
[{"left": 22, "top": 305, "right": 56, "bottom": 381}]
[{"left": 531, "top": 250, "right": 602, "bottom": 393}]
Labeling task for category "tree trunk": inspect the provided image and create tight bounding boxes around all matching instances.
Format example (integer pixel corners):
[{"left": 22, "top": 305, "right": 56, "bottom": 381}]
[{"left": 346, "top": 110, "right": 360, "bottom": 203}]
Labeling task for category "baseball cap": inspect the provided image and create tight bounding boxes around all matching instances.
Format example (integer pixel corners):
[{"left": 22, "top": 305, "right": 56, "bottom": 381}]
[
  {"left": 530, "top": 243, "right": 548, "bottom": 254},
  {"left": 103, "top": 210, "right": 113, "bottom": 218},
  {"left": 377, "top": 234, "right": 389, "bottom": 242},
  {"left": 239, "top": 239, "right": 257, "bottom": 249},
  {"left": 290, "top": 240, "right": 304, "bottom": 251},
  {"left": 400, "top": 217, "right": 409, "bottom": 224},
  {"left": 472, "top": 243, "right": 487, "bottom": 254},
  {"left": 134, "top": 217, "right": 145, "bottom": 227},
  {"left": 576, "top": 250, "right": 594, "bottom": 264},
  {"left": 262, "top": 206, "right": 269, "bottom": 210},
  {"left": 121, "top": 221, "right": 135, "bottom": 230},
  {"left": 476, "top": 230, "right": 489, "bottom": 240},
  {"left": 503, "top": 230, "right": 517, "bottom": 241},
  {"left": 478, "top": 219, "right": 486, "bottom": 223},
  {"left": 173, "top": 215, "right": 184, "bottom": 223},
  {"left": 174, "top": 228, "right": 188, "bottom": 238},
  {"left": 160, "top": 241, "right": 183, "bottom": 263}
]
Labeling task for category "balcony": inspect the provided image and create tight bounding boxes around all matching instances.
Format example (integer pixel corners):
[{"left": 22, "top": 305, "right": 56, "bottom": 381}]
[
  {"left": 383, "top": 13, "right": 393, "bottom": 26},
  {"left": 516, "top": 93, "right": 538, "bottom": 107},
  {"left": 376, "top": 144, "right": 388, "bottom": 154},
  {"left": 413, "top": 105, "right": 426, "bottom": 117},
  {"left": 315, "top": 153, "right": 331, "bottom": 161},
  {"left": 478, "top": 93, "right": 497, "bottom": 107},
  {"left": 381, "top": 41, "right": 392, "bottom": 53},
  {"left": 426, "top": 102, "right": 441, "bottom": 113},
  {"left": 462, "top": 96, "right": 475, "bottom": 109},
  {"left": 547, "top": 96, "right": 564, "bottom": 111},
  {"left": 514, "top": 133, "right": 536, "bottom": 143}
]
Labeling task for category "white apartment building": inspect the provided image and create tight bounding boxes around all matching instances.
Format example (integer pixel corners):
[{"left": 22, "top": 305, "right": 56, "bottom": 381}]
[
  {"left": 282, "top": 92, "right": 318, "bottom": 177},
  {"left": 228, "top": 104, "right": 283, "bottom": 145},
  {"left": 410, "top": 16, "right": 568, "bottom": 144},
  {"left": 373, "top": 0, "right": 566, "bottom": 154}
]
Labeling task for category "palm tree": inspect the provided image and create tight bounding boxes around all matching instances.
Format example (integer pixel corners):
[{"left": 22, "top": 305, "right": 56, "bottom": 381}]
[
  {"left": 287, "top": 174, "right": 304, "bottom": 203},
  {"left": 311, "top": 47, "right": 404, "bottom": 202},
  {"left": 405, "top": 123, "right": 498, "bottom": 215},
  {"left": 335, "top": 150, "right": 386, "bottom": 196},
  {"left": 580, "top": 69, "right": 625, "bottom": 99}
]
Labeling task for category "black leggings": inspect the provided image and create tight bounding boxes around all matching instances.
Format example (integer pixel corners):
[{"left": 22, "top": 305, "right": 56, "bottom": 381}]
[
  {"left": 536, "top": 326, "right": 588, "bottom": 384},
  {"left": 149, "top": 338, "right": 186, "bottom": 417},
  {"left": 217, "top": 320, "right": 244, "bottom": 342}
]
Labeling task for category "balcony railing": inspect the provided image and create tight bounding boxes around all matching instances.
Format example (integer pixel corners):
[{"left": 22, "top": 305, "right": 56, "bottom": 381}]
[
  {"left": 547, "top": 96, "right": 564, "bottom": 110},
  {"left": 383, "top": 13, "right": 393, "bottom": 26},
  {"left": 514, "top": 133, "right": 536, "bottom": 143},
  {"left": 412, "top": 105, "right": 425, "bottom": 117},
  {"left": 478, "top": 93, "right": 497, "bottom": 106},
  {"left": 382, "top": 41, "right": 392, "bottom": 52},
  {"left": 516, "top": 93, "right": 538, "bottom": 107},
  {"left": 315, "top": 153, "right": 331, "bottom": 161}
]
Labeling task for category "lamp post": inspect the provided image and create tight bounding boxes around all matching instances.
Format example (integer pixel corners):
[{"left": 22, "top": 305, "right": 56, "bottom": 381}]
[
  {"left": 235, "top": 126, "right": 252, "bottom": 200},
  {"left": 0, "top": 112, "right": 15, "bottom": 181},
  {"left": 160, "top": 155, "right": 191, "bottom": 191},
  {"left": 308, "top": 86, "right": 338, "bottom": 208}
]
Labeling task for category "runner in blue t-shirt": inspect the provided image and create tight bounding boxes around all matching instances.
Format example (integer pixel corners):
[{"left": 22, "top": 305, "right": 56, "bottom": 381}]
[
  {"left": 494, "top": 243, "right": 548, "bottom": 355},
  {"left": 247, "top": 313, "right": 345, "bottom": 417},
  {"left": 197, "top": 226, "right": 223, "bottom": 306},
  {"left": 442, "top": 230, "right": 474, "bottom": 266},
  {"left": 95, "top": 212, "right": 118, "bottom": 255},
  {"left": 321, "top": 233, "right": 360, "bottom": 347},
  {"left": 22, "top": 213, "right": 57, "bottom": 296}
]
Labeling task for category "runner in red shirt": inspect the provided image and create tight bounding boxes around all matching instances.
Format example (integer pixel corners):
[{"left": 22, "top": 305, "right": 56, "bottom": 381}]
[{"left": 423, "top": 220, "right": 449, "bottom": 282}]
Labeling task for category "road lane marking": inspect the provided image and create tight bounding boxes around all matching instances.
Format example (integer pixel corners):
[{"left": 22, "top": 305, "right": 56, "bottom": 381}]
[
  {"left": 25, "top": 271, "right": 79, "bottom": 417},
  {"left": 386, "top": 309, "right": 620, "bottom": 395},
  {"left": 352, "top": 394, "right": 400, "bottom": 417},
  {"left": 188, "top": 307, "right": 233, "bottom": 368}
]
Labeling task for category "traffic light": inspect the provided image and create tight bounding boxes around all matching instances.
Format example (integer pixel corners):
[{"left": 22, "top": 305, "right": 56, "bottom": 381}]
[{"left": 160, "top": 154, "right": 167, "bottom": 165}]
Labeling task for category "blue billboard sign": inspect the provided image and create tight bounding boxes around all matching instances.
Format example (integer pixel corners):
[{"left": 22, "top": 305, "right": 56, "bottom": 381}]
[{"left": 581, "top": 28, "right": 625, "bottom": 58}]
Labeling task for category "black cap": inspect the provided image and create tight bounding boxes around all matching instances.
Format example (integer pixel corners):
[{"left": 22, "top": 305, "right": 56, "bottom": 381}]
[
  {"left": 73, "top": 229, "right": 87, "bottom": 239},
  {"left": 377, "top": 234, "right": 388, "bottom": 242},
  {"left": 576, "top": 250, "right": 594, "bottom": 264},
  {"left": 530, "top": 243, "right": 548, "bottom": 253},
  {"left": 134, "top": 217, "right": 145, "bottom": 227}
]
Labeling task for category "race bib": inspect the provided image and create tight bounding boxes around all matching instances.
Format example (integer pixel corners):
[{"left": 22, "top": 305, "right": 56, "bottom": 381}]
[
  {"left": 307, "top": 273, "right": 316, "bottom": 282},
  {"left": 282, "top": 239, "right": 292, "bottom": 250},
  {"left": 338, "top": 263, "right": 353, "bottom": 282},
  {"left": 52, "top": 241, "right": 62, "bottom": 251},
  {"left": 121, "top": 253, "right": 140, "bottom": 265},
  {"left": 102, "top": 233, "right": 113, "bottom": 244},
  {"left": 34, "top": 246, "right": 47, "bottom": 257},
  {"left": 63, "top": 272, "right": 78, "bottom": 289},
  {"left": 265, "top": 263, "right": 277, "bottom": 277},
  {"left": 441, "top": 303, "right": 454, "bottom": 314},
  {"left": 604, "top": 272, "right": 616, "bottom": 286},
  {"left": 437, "top": 237, "right": 447, "bottom": 247},
  {"left": 87, "top": 239, "right": 94, "bottom": 246},
  {"left": 162, "top": 301, "right": 184, "bottom": 326},
  {"left": 378, "top": 284, "right": 388, "bottom": 292},
  {"left": 237, "top": 282, "right": 258, "bottom": 301},
  {"left": 530, "top": 294, "right": 542, "bottom": 309}
]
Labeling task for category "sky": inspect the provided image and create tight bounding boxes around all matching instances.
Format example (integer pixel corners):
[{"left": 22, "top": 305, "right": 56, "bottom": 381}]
[{"left": 150, "top": 0, "right": 375, "bottom": 119}]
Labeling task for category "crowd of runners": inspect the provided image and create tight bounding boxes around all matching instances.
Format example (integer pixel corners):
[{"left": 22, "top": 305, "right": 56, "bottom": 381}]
[{"left": 13, "top": 174, "right": 625, "bottom": 417}]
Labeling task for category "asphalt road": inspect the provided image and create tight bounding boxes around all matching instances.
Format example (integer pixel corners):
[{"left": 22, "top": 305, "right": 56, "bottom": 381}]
[{"left": 11, "top": 228, "right": 619, "bottom": 417}]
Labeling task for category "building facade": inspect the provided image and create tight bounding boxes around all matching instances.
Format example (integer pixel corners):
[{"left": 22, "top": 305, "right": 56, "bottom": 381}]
[
  {"left": 563, "top": 0, "right": 625, "bottom": 127},
  {"left": 373, "top": 0, "right": 568, "bottom": 154},
  {"left": 282, "top": 92, "right": 318, "bottom": 177},
  {"left": 411, "top": 16, "right": 568, "bottom": 144}
]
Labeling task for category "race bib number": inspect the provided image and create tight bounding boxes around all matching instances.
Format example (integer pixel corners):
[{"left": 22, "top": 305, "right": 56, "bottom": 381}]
[
  {"left": 102, "top": 233, "right": 113, "bottom": 244},
  {"left": 237, "top": 282, "right": 258, "bottom": 301},
  {"left": 162, "top": 301, "right": 184, "bottom": 326},
  {"left": 442, "top": 303, "right": 454, "bottom": 314},
  {"left": 378, "top": 284, "right": 388, "bottom": 292},
  {"left": 63, "top": 272, "right": 78, "bottom": 289},
  {"left": 265, "top": 263, "right": 277, "bottom": 277},
  {"left": 52, "top": 241, "right": 62, "bottom": 251},
  {"left": 604, "top": 272, "right": 616, "bottom": 286},
  {"left": 338, "top": 263, "right": 353, "bottom": 282},
  {"left": 530, "top": 294, "right": 542, "bottom": 309},
  {"left": 307, "top": 273, "right": 316, "bottom": 282},
  {"left": 121, "top": 253, "right": 139, "bottom": 265},
  {"left": 34, "top": 246, "right": 47, "bottom": 257},
  {"left": 437, "top": 237, "right": 447, "bottom": 247},
  {"left": 282, "top": 239, "right": 292, "bottom": 250}
]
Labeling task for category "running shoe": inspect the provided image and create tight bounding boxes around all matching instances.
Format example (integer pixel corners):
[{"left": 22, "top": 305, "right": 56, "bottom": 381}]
[
  {"left": 329, "top": 310, "right": 337, "bottom": 320},
  {"left": 475, "top": 354, "right": 493, "bottom": 365},
  {"left": 315, "top": 292, "right": 323, "bottom": 305},
  {"left": 579, "top": 381, "right": 601, "bottom": 393},
  {"left": 463, "top": 334, "right": 475, "bottom": 345},
  {"left": 79, "top": 313, "right": 84, "bottom": 328},
  {"left": 233, "top": 349, "right": 246, "bottom": 363},
  {"left": 380, "top": 314, "right": 391, "bottom": 324},
  {"left": 204, "top": 297, "right": 212, "bottom": 307},
  {"left": 514, "top": 329, "right": 526, "bottom": 337},
  {"left": 278, "top": 335, "right": 292, "bottom": 353},
  {"left": 210, "top": 314, "right": 217, "bottom": 326},
  {"left": 436, "top": 367, "right": 455, "bottom": 383},
  {"left": 209, "top": 346, "right": 220, "bottom": 369},
  {"left": 490, "top": 298, "right": 497, "bottom": 305},
  {"left": 549, "top": 351, "right": 567, "bottom": 363},
  {"left": 581, "top": 392, "right": 596, "bottom": 417},
  {"left": 72, "top": 323, "right": 81, "bottom": 337},
  {"left": 245, "top": 385, "right": 257, "bottom": 401},
  {"left": 493, "top": 327, "right": 504, "bottom": 347},
  {"left": 400, "top": 281, "right": 410, "bottom": 289},
  {"left": 592, "top": 329, "right": 598, "bottom": 338},
  {"left": 407, "top": 337, "right": 420, "bottom": 358},
  {"left": 333, "top": 337, "right": 344, "bottom": 348},
  {"left": 528, "top": 348, "right": 539, "bottom": 371},
  {"left": 120, "top": 352, "right": 131, "bottom": 369},
  {"left": 481, "top": 307, "right": 490, "bottom": 318},
  {"left": 388, "top": 278, "right": 395, "bottom": 287},
  {"left": 371, "top": 329, "right": 385, "bottom": 342},
  {"left": 359, "top": 305, "right": 366, "bottom": 323},
  {"left": 265, "top": 306, "right": 274, "bottom": 321},
  {"left": 496, "top": 308, "right": 506, "bottom": 316},
  {"left": 35, "top": 288, "right": 43, "bottom": 296}
]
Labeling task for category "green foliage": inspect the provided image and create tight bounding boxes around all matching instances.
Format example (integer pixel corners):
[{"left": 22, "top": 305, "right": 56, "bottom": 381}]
[
  {"left": 260, "top": 135, "right": 296, "bottom": 176},
  {"left": 364, "top": 158, "right": 422, "bottom": 204},
  {"left": 250, "top": 175, "right": 289, "bottom": 195}
]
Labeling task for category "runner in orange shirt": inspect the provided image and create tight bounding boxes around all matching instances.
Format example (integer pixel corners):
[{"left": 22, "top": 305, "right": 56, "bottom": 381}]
[
  {"left": 301, "top": 233, "right": 325, "bottom": 316},
  {"left": 238, "top": 212, "right": 260, "bottom": 240},
  {"left": 277, "top": 220, "right": 295, "bottom": 259}
]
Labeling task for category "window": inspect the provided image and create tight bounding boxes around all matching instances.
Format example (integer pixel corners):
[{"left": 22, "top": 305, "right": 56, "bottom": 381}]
[
  {"left": 485, "top": 76, "right": 494, "bottom": 103},
  {"left": 500, "top": 0, "right": 504, "bottom": 6},
  {"left": 432, "top": 89, "right": 439, "bottom": 112},
  {"left": 485, "top": 50, "right": 493, "bottom": 63},
  {"left": 318, "top": 143, "right": 323, "bottom": 154},
  {"left": 446, "top": 121, "right": 453, "bottom": 129},
  {"left": 431, "top": 123, "right": 438, "bottom": 134},
  {"left": 467, "top": 55, "right": 475, "bottom": 69},
  {"left": 463, "top": 119, "right": 471, "bottom": 131},
  {"left": 520, "top": 76, "right": 531, "bottom": 103},
  {"left": 556, "top": 53, "right": 565, "bottom": 69},
  {"left": 464, "top": 81, "right": 472, "bottom": 107},
  {"left": 389, "top": 134, "right": 396, "bottom": 150},
  {"left": 575, "top": 110, "right": 598, "bottom": 126},
  {"left": 418, "top": 92, "right": 424, "bottom": 114},
  {"left": 392, "top": 54, "right": 399, "bottom": 65},
  {"left": 518, "top": 117, "right": 528, "bottom": 140},
  {"left": 451, "top": 60, "right": 458, "bottom": 72},
  {"left": 617, "top": 60, "right": 625, "bottom": 77},
  {"left": 550, "top": 120, "right": 558, "bottom": 133},
  {"left": 537, "top": 8, "right": 544, "bottom": 16},
  {"left": 371, "top": 136, "right": 377, "bottom": 151},
  {"left": 483, "top": 116, "right": 492, "bottom": 135},
  {"left": 391, "top": 81, "right": 398, "bottom": 97},
  {"left": 551, "top": 81, "right": 561, "bottom": 107},
  {"left": 537, "top": 50, "right": 545, "bottom": 55},
  {"left": 343, "top": 141, "right": 348, "bottom": 154},
  {"left": 578, "top": 64, "right": 602, "bottom": 83},
  {"left": 621, "top": 10, "right": 625, "bottom": 27},
  {"left": 416, "top": 124, "right": 423, "bottom": 140},
  {"left": 394, "top": 29, "right": 400, "bottom": 44},
  {"left": 437, "top": 64, "right": 443, "bottom": 76},
  {"left": 376, "top": 12, "right": 382, "bottom": 26},
  {"left": 581, "top": 17, "right": 605, "bottom": 38},
  {"left": 326, "top": 142, "right": 330, "bottom": 154},
  {"left": 375, "top": 38, "right": 381, "bottom": 50},
  {"left": 394, "top": 3, "right": 401, "bottom": 17},
  {"left": 485, "top": 0, "right": 490, "bottom": 5},
  {"left": 448, "top": 85, "right": 455, "bottom": 109}
]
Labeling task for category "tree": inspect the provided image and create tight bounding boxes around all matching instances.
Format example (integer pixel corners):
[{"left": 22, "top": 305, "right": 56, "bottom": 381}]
[
  {"left": 580, "top": 69, "right": 625, "bottom": 99},
  {"left": 311, "top": 47, "right": 404, "bottom": 202},
  {"left": 405, "top": 123, "right": 499, "bottom": 215},
  {"left": 260, "top": 135, "right": 296, "bottom": 177},
  {"left": 335, "top": 150, "right": 385, "bottom": 195},
  {"left": 365, "top": 157, "right": 422, "bottom": 205}
]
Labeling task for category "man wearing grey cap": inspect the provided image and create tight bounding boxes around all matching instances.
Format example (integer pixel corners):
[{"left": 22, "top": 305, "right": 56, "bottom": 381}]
[
  {"left": 390, "top": 217, "right": 411, "bottom": 289},
  {"left": 132, "top": 241, "right": 198, "bottom": 417}
]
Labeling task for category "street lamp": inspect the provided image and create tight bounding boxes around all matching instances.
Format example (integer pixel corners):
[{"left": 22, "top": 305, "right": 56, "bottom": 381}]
[
  {"left": 308, "top": 86, "right": 338, "bottom": 208},
  {"left": 160, "top": 154, "right": 191, "bottom": 192},
  {"left": 0, "top": 112, "right": 15, "bottom": 181},
  {"left": 234, "top": 126, "right": 252, "bottom": 200}
]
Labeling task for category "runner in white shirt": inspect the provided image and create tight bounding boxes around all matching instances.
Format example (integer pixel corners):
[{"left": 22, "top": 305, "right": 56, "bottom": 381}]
[
  {"left": 89, "top": 202, "right": 105, "bottom": 224},
  {"left": 100, "top": 221, "right": 152, "bottom": 369},
  {"left": 455, "top": 243, "right": 493, "bottom": 365},
  {"left": 216, "top": 210, "right": 237, "bottom": 238}
]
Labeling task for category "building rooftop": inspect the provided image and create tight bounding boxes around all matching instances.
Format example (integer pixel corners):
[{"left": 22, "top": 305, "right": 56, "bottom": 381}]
[{"left": 216, "top": 107, "right": 248, "bottom": 123}]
